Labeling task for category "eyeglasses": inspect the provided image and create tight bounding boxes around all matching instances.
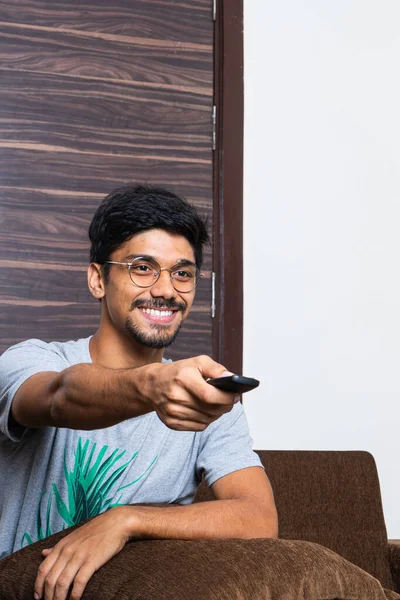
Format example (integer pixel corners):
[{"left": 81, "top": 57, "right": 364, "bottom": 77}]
[{"left": 103, "top": 256, "right": 201, "bottom": 293}]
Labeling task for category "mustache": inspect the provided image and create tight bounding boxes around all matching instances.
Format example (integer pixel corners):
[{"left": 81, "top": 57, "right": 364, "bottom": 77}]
[{"left": 130, "top": 298, "right": 186, "bottom": 312}]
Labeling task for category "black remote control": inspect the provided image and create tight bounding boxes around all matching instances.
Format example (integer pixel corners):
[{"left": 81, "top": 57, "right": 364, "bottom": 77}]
[{"left": 207, "top": 375, "right": 260, "bottom": 394}]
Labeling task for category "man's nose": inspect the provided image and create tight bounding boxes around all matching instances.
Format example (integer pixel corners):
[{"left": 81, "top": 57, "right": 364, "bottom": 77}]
[{"left": 150, "top": 270, "right": 176, "bottom": 299}]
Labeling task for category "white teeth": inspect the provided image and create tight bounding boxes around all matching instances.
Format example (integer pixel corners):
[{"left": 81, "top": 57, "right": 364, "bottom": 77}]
[{"left": 141, "top": 308, "right": 173, "bottom": 317}]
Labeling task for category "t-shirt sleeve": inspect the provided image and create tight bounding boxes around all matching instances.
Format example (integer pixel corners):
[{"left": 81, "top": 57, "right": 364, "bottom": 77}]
[
  {"left": 0, "top": 339, "right": 65, "bottom": 442},
  {"left": 195, "top": 401, "right": 263, "bottom": 488}
]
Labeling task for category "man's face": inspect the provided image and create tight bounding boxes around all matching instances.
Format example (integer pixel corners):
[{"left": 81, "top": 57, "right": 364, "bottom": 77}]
[{"left": 101, "top": 229, "right": 196, "bottom": 349}]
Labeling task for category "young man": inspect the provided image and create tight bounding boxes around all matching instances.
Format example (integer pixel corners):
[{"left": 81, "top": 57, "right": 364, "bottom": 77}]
[{"left": 0, "top": 184, "right": 278, "bottom": 600}]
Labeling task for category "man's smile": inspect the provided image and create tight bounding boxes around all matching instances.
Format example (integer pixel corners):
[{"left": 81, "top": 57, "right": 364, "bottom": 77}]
[{"left": 137, "top": 306, "right": 180, "bottom": 325}]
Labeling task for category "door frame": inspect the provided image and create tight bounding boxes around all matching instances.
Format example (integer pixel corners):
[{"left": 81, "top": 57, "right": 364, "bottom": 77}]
[{"left": 213, "top": 0, "right": 244, "bottom": 375}]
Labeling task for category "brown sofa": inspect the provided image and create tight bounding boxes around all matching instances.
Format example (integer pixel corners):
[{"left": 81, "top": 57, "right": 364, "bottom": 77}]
[{"left": 1, "top": 450, "right": 399, "bottom": 599}]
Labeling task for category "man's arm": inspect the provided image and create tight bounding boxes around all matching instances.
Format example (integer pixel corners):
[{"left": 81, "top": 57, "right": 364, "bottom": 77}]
[
  {"left": 34, "top": 466, "right": 278, "bottom": 600},
  {"left": 130, "top": 465, "right": 278, "bottom": 540},
  {"left": 11, "top": 356, "right": 236, "bottom": 432}
]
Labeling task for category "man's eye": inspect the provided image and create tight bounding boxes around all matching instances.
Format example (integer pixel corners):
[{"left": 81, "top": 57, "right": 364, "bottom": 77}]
[
  {"left": 174, "top": 270, "right": 194, "bottom": 280},
  {"left": 132, "top": 264, "right": 152, "bottom": 273}
]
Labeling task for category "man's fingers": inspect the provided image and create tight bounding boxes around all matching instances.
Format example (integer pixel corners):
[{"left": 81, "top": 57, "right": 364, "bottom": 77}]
[
  {"left": 172, "top": 399, "right": 232, "bottom": 420},
  {"left": 199, "top": 383, "right": 238, "bottom": 408},
  {"left": 34, "top": 550, "right": 60, "bottom": 599},
  {"left": 69, "top": 564, "right": 97, "bottom": 600},
  {"left": 53, "top": 558, "right": 91, "bottom": 600},
  {"left": 43, "top": 554, "right": 74, "bottom": 600},
  {"left": 163, "top": 400, "right": 234, "bottom": 429},
  {"left": 39, "top": 550, "right": 92, "bottom": 600},
  {"left": 166, "top": 419, "right": 209, "bottom": 432},
  {"left": 166, "top": 405, "right": 236, "bottom": 431}
]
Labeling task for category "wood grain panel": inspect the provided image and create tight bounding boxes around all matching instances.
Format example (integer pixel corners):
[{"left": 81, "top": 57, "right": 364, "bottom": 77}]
[
  {"left": 0, "top": 69, "right": 212, "bottom": 127},
  {"left": 0, "top": 0, "right": 213, "bottom": 45},
  {"left": 0, "top": 0, "right": 214, "bottom": 361},
  {"left": 0, "top": 23, "right": 212, "bottom": 88},
  {"left": 0, "top": 187, "right": 213, "bottom": 221},
  {"left": 0, "top": 149, "right": 212, "bottom": 194}
]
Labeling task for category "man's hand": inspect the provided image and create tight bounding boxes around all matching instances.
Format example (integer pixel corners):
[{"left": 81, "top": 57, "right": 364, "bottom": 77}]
[
  {"left": 34, "top": 507, "right": 132, "bottom": 600},
  {"left": 140, "top": 355, "right": 238, "bottom": 431}
]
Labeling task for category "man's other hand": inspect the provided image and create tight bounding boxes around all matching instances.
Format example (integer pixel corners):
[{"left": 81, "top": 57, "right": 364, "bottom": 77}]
[
  {"left": 141, "top": 355, "right": 238, "bottom": 432},
  {"left": 34, "top": 507, "right": 131, "bottom": 600}
]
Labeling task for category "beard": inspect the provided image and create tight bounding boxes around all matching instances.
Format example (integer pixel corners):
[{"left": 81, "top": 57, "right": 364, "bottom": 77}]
[
  {"left": 124, "top": 297, "right": 186, "bottom": 349},
  {"left": 124, "top": 316, "right": 184, "bottom": 349}
]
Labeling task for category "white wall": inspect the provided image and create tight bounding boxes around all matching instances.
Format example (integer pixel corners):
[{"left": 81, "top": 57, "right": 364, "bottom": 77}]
[{"left": 243, "top": 1, "right": 400, "bottom": 537}]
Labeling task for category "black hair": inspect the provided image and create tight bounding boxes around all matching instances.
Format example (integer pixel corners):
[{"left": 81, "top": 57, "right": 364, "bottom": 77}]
[{"left": 89, "top": 184, "right": 209, "bottom": 280}]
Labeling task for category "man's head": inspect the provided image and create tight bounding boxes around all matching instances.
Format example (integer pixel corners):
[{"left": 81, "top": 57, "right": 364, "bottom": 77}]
[{"left": 88, "top": 184, "right": 209, "bottom": 350}]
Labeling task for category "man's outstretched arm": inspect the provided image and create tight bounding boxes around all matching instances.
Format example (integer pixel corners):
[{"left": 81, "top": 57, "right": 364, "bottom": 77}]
[
  {"left": 12, "top": 355, "right": 236, "bottom": 433},
  {"left": 34, "top": 467, "right": 278, "bottom": 600}
]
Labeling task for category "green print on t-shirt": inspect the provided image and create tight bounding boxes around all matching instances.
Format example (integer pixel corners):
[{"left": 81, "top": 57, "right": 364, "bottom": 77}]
[{"left": 21, "top": 437, "right": 158, "bottom": 547}]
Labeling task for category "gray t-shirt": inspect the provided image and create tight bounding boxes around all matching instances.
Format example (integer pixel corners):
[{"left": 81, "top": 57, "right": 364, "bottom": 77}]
[{"left": 0, "top": 337, "right": 262, "bottom": 558}]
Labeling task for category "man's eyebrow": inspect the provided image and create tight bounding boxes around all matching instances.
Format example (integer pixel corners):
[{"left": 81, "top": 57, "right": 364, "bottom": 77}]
[
  {"left": 123, "top": 254, "right": 196, "bottom": 267},
  {"left": 173, "top": 259, "right": 196, "bottom": 267},
  {"left": 123, "top": 254, "right": 152, "bottom": 262}
]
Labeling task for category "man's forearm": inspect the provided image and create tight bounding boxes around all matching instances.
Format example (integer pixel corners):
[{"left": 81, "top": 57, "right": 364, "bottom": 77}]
[
  {"left": 48, "top": 363, "right": 153, "bottom": 429},
  {"left": 125, "top": 499, "right": 278, "bottom": 541}
]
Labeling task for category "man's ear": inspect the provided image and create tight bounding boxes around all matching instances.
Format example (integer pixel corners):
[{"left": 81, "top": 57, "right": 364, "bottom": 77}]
[{"left": 88, "top": 263, "right": 105, "bottom": 300}]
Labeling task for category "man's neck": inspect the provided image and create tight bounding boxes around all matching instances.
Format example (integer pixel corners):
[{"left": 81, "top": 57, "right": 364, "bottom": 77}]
[{"left": 89, "top": 326, "right": 164, "bottom": 369}]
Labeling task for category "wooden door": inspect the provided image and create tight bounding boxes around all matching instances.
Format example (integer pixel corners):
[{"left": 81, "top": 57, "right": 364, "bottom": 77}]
[{"left": 0, "top": 0, "right": 214, "bottom": 361}]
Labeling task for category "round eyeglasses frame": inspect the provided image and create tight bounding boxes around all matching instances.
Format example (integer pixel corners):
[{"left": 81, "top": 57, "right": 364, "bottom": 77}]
[{"left": 103, "top": 256, "right": 202, "bottom": 293}]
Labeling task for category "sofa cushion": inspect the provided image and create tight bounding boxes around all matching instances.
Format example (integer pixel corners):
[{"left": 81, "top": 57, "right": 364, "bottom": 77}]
[
  {"left": 0, "top": 528, "right": 398, "bottom": 600},
  {"left": 257, "top": 450, "right": 394, "bottom": 589},
  {"left": 195, "top": 451, "right": 393, "bottom": 590}
]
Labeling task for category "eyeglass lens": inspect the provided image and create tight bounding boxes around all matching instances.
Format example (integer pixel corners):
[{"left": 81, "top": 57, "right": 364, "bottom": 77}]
[{"left": 128, "top": 257, "right": 198, "bottom": 292}]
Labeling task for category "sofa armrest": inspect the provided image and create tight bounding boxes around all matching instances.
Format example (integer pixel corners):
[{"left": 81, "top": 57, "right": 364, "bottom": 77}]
[
  {"left": 388, "top": 543, "right": 400, "bottom": 593},
  {"left": 0, "top": 531, "right": 397, "bottom": 600}
]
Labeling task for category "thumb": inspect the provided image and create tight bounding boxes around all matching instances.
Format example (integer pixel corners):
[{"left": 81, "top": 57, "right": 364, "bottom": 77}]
[{"left": 194, "top": 355, "right": 233, "bottom": 379}]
